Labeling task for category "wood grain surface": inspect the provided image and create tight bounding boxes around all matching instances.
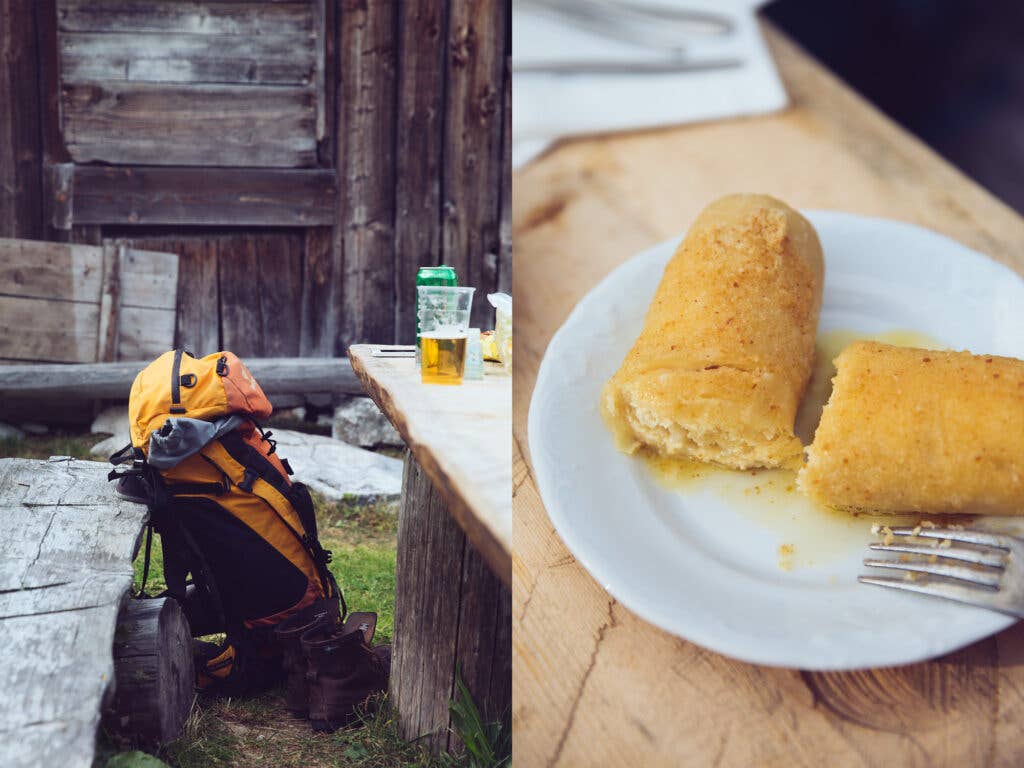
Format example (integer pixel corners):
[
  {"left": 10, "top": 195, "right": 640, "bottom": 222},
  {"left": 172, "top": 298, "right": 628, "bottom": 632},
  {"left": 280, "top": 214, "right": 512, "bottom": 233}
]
[
  {"left": 391, "top": 452, "right": 510, "bottom": 754},
  {"left": 0, "top": 237, "right": 177, "bottom": 363},
  {"left": 102, "top": 597, "right": 194, "bottom": 748},
  {"left": 68, "top": 167, "right": 337, "bottom": 228},
  {"left": 0, "top": 458, "right": 149, "bottom": 768},
  {"left": 512, "top": 23, "right": 1024, "bottom": 768},
  {"left": 56, "top": 0, "right": 319, "bottom": 167},
  {"left": 349, "top": 346, "right": 511, "bottom": 583}
]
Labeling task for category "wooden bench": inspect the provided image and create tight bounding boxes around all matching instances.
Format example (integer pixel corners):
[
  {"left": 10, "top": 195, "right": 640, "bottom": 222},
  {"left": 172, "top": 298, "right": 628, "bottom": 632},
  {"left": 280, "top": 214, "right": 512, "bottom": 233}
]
[
  {"left": 0, "top": 458, "right": 192, "bottom": 768},
  {"left": 348, "top": 346, "right": 511, "bottom": 755}
]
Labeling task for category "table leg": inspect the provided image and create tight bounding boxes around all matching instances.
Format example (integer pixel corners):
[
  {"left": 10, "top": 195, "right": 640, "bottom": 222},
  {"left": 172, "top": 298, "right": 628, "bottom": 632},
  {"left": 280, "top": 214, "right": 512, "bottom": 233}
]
[{"left": 390, "top": 451, "right": 511, "bottom": 755}]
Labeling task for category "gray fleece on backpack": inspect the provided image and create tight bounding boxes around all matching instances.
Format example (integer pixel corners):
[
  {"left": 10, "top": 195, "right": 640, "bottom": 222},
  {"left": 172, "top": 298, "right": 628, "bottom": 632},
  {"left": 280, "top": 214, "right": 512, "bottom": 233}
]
[{"left": 148, "top": 414, "right": 246, "bottom": 469}]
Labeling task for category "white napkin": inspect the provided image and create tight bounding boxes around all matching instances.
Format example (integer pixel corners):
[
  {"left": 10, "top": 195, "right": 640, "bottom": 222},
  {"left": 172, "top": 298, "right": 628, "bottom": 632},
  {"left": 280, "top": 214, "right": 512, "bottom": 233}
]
[{"left": 512, "top": 0, "right": 787, "bottom": 168}]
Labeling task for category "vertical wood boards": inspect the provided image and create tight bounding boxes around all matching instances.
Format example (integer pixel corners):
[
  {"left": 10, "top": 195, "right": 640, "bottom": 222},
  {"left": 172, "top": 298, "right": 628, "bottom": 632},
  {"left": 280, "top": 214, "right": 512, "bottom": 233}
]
[
  {"left": 0, "top": 0, "right": 43, "bottom": 240},
  {"left": 256, "top": 234, "right": 303, "bottom": 357},
  {"left": 392, "top": 453, "right": 512, "bottom": 755},
  {"left": 0, "top": 237, "right": 177, "bottom": 363},
  {"left": 336, "top": 0, "right": 397, "bottom": 349},
  {"left": 394, "top": 0, "right": 448, "bottom": 345},
  {"left": 12, "top": 0, "right": 513, "bottom": 353},
  {"left": 0, "top": 457, "right": 150, "bottom": 768},
  {"left": 174, "top": 239, "right": 220, "bottom": 357},
  {"left": 300, "top": 227, "right": 338, "bottom": 356},
  {"left": 119, "top": 232, "right": 305, "bottom": 358},
  {"left": 442, "top": 0, "right": 508, "bottom": 329},
  {"left": 497, "top": 54, "right": 512, "bottom": 296},
  {"left": 56, "top": 0, "right": 321, "bottom": 168}
]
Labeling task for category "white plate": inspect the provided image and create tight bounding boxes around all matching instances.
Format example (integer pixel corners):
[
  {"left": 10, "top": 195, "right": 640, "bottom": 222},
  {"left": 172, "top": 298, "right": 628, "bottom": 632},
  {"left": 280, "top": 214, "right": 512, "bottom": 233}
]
[{"left": 528, "top": 210, "right": 1024, "bottom": 670}]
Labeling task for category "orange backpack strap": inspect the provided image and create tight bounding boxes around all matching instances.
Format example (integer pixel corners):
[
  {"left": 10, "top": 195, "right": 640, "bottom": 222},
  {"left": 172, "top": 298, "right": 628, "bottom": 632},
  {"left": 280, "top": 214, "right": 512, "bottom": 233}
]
[{"left": 212, "top": 428, "right": 337, "bottom": 601}]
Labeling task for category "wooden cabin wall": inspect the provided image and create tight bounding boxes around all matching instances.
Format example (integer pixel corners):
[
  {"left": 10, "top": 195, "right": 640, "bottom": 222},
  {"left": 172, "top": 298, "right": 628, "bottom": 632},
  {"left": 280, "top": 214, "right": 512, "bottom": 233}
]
[{"left": 0, "top": 0, "right": 512, "bottom": 356}]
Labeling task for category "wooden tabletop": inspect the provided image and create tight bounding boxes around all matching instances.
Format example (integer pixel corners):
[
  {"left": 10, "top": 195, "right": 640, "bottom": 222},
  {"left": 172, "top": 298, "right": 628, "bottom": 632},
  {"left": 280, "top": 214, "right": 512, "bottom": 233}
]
[
  {"left": 513, "top": 22, "right": 1024, "bottom": 768},
  {"left": 348, "top": 346, "right": 512, "bottom": 583},
  {"left": 0, "top": 458, "right": 148, "bottom": 768}
]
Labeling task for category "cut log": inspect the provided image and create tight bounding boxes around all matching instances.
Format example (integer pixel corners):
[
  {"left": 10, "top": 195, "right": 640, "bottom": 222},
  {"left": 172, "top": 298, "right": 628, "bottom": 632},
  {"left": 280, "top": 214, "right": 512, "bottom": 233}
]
[
  {"left": 0, "top": 357, "right": 363, "bottom": 400},
  {"left": 103, "top": 597, "right": 194, "bottom": 747}
]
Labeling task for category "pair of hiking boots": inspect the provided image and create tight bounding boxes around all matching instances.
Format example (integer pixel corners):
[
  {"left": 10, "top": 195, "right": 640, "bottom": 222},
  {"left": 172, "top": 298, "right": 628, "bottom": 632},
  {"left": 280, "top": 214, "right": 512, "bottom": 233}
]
[{"left": 274, "top": 605, "right": 392, "bottom": 732}]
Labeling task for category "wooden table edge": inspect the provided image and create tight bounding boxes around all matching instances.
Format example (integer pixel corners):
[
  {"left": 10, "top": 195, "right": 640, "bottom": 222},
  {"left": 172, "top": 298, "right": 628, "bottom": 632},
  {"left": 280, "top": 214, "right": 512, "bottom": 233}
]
[{"left": 348, "top": 346, "right": 511, "bottom": 586}]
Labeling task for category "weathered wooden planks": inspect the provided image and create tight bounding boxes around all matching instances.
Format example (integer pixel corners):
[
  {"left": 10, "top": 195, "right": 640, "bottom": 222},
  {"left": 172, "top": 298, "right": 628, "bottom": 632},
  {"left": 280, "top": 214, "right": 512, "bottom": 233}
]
[
  {"left": 0, "top": 458, "right": 149, "bottom": 768},
  {"left": 0, "top": 236, "right": 104, "bottom": 302},
  {"left": 56, "top": 0, "right": 320, "bottom": 166},
  {"left": 0, "top": 0, "right": 43, "bottom": 240},
  {"left": 59, "top": 1, "right": 313, "bottom": 37},
  {"left": 0, "top": 296, "right": 100, "bottom": 363},
  {"left": 66, "top": 166, "right": 337, "bottom": 228},
  {"left": 300, "top": 227, "right": 338, "bottom": 356},
  {"left": 257, "top": 235, "right": 303, "bottom": 357},
  {"left": 442, "top": 0, "right": 509, "bottom": 329},
  {"left": 0, "top": 237, "right": 177, "bottom": 363},
  {"left": 0, "top": 358, "right": 364, "bottom": 400},
  {"left": 7, "top": 0, "right": 511, "bottom": 359},
  {"left": 394, "top": 0, "right": 448, "bottom": 345},
  {"left": 336, "top": 0, "right": 397, "bottom": 348},
  {"left": 61, "top": 32, "right": 315, "bottom": 86},
  {"left": 61, "top": 82, "right": 317, "bottom": 167}
]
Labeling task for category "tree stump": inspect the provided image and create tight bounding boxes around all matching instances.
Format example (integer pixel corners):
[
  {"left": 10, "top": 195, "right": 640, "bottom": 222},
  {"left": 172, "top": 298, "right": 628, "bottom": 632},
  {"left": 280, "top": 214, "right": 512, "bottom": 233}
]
[
  {"left": 391, "top": 453, "right": 512, "bottom": 755},
  {"left": 102, "top": 597, "right": 194, "bottom": 747}
]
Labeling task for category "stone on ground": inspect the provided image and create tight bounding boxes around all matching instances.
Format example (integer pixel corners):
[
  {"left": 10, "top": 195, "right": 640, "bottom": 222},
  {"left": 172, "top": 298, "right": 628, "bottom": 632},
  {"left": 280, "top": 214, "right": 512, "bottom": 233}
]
[
  {"left": 330, "top": 396, "right": 403, "bottom": 448},
  {"left": 0, "top": 422, "right": 24, "bottom": 440},
  {"left": 90, "top": 405, "right": 131, "bottom": 458},
  {"left": 271, "top": 429, "right": 402, "bottom": 501},
  {"left": 91, "top": 405, "right": 129, "bottom": 435}
]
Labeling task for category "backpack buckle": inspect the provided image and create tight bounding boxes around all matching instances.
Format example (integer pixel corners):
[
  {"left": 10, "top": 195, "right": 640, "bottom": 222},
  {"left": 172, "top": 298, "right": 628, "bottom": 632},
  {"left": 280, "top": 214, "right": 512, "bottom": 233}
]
[
  {"left": 237, "top": 468, "right": 258, "bottom": 493},
  {"left": 216, "top": 355, "right": 229, "bottom": 376}
]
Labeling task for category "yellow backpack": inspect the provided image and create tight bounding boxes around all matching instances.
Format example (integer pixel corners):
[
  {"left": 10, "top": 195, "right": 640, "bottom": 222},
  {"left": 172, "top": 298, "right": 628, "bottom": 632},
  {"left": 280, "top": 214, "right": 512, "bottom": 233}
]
[{"left": 110, "top": 349, "right": 342, "bottom": 695}]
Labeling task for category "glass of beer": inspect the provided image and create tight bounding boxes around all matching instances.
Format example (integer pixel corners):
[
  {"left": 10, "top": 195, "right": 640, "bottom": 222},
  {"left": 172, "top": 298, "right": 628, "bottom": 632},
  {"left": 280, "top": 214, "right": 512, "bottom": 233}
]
[{"left": 417, "top": 286, "right": 475, "bottom": 385}]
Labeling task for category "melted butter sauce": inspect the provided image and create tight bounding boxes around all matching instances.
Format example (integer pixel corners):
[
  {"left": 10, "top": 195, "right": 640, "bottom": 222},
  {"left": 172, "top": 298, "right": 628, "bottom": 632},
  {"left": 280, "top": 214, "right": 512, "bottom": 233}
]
[{"left": 642, "top": 328, "right": 953, "bottom": 572}]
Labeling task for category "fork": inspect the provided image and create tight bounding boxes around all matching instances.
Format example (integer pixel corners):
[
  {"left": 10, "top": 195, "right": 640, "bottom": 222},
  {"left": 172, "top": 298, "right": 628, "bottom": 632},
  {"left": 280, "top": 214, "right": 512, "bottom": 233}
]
[{"left": 860, "top": 527, "right": 1024, "bottom": 617}]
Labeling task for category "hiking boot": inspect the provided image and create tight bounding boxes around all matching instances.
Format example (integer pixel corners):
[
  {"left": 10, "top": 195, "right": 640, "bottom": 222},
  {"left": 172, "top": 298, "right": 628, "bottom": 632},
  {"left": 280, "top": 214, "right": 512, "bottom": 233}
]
[
  {"left": 301, "top": 613, "right": 390, "bottom": 732},
  {"left": 115, "top": 473, "right": 149, "bottom": 504},
  {"left": 273, "top": 601, "right": 341, "bottom": 716}
]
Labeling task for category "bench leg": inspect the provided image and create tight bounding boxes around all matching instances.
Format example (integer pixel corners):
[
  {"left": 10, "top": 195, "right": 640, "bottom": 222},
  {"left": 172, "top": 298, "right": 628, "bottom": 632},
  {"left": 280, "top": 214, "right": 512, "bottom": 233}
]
[
  {"left": 102, "top": 596, "right": 194, "bottom": 747},
  {"left": 390, "top": 451, "right": 511, "bottom": 755}
]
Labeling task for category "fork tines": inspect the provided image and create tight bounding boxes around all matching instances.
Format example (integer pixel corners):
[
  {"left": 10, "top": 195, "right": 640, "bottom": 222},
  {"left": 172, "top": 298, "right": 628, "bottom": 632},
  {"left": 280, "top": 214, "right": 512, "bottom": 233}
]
[{"left": 859, "top": 526, "right": 1022, "bottom": 615}]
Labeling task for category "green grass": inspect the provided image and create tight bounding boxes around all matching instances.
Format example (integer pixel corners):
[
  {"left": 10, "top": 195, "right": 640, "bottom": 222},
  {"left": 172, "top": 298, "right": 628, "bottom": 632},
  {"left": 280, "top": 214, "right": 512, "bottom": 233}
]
[
  {"left": 2, "top": 433, "right": 499, "bottom": 767},
  {"left": 121, "top": 491, "right": 423, "bottom": 766},
  {"left": 0, "top": 432, "right": 100, "bottom": 460}
]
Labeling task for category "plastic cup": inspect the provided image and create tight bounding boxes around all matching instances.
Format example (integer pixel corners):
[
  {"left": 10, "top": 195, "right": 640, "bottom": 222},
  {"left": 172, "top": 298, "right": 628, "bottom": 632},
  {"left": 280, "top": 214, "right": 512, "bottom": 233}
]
[{"left": 417, "top": 286, "right": 475, "bottom": 385}]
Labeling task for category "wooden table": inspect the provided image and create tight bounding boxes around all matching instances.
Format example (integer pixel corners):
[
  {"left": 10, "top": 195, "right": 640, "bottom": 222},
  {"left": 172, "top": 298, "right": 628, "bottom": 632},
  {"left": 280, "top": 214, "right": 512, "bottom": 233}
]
[
  {"left": 513, "top": 22, "right": 1024, "bottom": 768},
  {"left": 0, "top": 458, "right": 190, "bottom": 767},
  {"left": 348, "top": 346, "right": 512, "bottom": 754}
]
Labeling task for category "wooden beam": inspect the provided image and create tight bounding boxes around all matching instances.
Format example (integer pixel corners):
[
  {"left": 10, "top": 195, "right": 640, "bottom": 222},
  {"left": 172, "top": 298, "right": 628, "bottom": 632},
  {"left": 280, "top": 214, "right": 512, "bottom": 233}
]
[
  {"left": 61, "top": 81, "right": 317, "bottom": 167},
  {"left": 69, "top": 166, "right": 337, "bottom": 227},
  {"left": 393, "top": 0, "right": 448, "bottom": 345},
  {"left": 58, "top": 1, "right": 314, "bottom": 37},
  {"left": 0, "top": 0, "right": 43, "bottom": 239},
  {"left": 0, "top": 357, "right": 364, "bottom": 400},
  {"left": 442, "top": 0, "right": 509, "bottom": 329},
  {"left": 336, "top": 0, "right": 397, "bottom": 349}
]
